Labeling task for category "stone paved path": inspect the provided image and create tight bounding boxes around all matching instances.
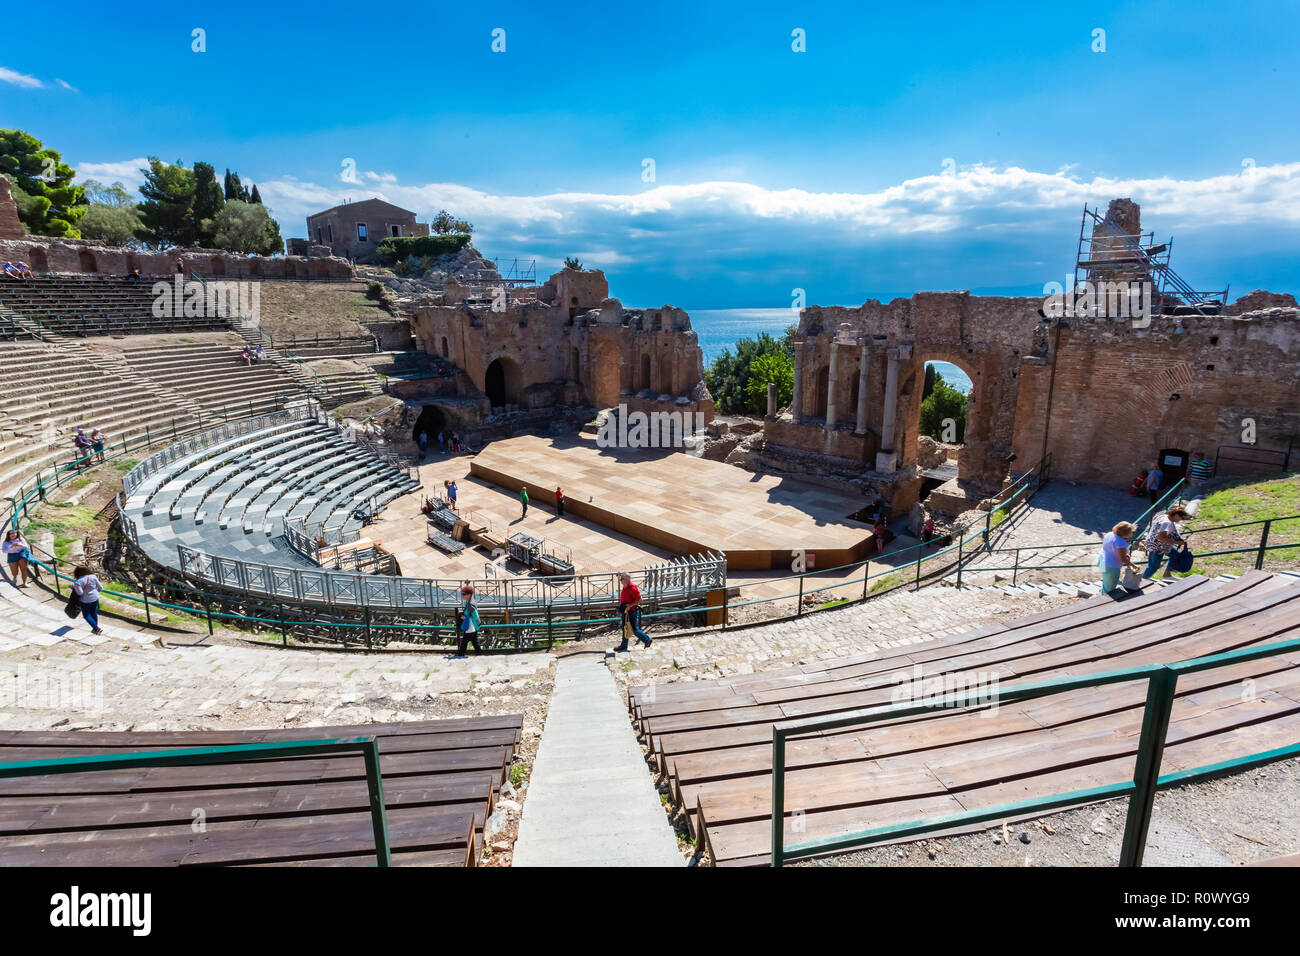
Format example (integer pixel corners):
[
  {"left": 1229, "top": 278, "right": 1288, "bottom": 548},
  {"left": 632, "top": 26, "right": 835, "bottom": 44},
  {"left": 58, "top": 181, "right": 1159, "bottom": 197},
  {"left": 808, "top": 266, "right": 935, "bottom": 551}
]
[{"left": 513, "top": 655, "right": 682, "bottom": 867}]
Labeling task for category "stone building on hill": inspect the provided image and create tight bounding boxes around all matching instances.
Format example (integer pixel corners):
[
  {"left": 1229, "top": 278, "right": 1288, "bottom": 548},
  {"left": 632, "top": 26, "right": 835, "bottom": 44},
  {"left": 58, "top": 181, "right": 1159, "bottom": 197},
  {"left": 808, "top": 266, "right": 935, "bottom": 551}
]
[{"left": 305, "top": 198, "right": 429, "bottom": 262}]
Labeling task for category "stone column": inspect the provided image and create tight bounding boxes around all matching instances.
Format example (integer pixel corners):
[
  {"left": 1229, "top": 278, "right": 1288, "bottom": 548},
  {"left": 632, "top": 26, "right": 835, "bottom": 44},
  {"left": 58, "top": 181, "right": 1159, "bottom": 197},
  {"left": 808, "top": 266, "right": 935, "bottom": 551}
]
[
  {"left": 791, "top": 340, "right": 804, "bottom": 420},
  {"left": 880, "top": 348, "right": 901, "bottom": 449},
  {"left": 854, "top": 337, "right": 870, "bottom": 435},
  {"left": 767, "top": 381, "right": 777, "bottom": 417},
  {"left": 825, "top": 341, "right": 841, "bottom": 428}
]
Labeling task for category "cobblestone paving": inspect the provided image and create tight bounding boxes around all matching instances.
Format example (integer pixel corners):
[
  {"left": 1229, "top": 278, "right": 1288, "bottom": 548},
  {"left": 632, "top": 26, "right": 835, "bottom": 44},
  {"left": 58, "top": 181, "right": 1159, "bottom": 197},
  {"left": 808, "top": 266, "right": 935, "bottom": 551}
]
[
  {"left": 0, "top": 582, "right": 555, "bottom": 734},
  {"left": 602, "top": 580, "right": 1083, "bottom": 692}
]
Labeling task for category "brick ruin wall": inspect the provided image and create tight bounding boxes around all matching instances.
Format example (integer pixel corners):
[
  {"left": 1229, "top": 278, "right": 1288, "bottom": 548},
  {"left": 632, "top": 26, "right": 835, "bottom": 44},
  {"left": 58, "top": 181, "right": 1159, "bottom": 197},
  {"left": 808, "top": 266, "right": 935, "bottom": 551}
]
[
  {"left": 773, "top": 290, "right": 1300, "bottom": 491},
  {"left": 412, "top": 268, "right": 714, "bottom": 420},
  {"left": 0, "top": 182, "right": 352, "bottom": 279}
]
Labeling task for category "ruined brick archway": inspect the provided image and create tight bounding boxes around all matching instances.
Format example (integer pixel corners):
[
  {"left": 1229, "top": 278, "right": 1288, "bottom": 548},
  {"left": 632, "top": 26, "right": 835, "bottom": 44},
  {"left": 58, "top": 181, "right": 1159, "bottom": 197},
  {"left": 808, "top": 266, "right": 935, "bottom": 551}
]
[{"left": 484, "top": 356, "right": 522, "bottom": 408}]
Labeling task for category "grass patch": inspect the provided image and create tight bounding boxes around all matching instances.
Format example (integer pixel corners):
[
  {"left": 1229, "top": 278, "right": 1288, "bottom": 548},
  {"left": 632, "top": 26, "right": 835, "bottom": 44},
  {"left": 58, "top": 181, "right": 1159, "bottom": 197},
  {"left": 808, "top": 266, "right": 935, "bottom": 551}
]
[
  {"left": 869, "top": 574, "right": 903, "bottom": 594},
  {"left": 816, "top": 598, "right": 850, "bottom": 610},
  {"left": 114, "top": 458, "right": 139, "bottom": 472},
  {"left": 508, "top": 764, "right": 528, "bottom": 788},
  {"left": 1178, "top": 474, "right": 1300, "bottom": 576}
]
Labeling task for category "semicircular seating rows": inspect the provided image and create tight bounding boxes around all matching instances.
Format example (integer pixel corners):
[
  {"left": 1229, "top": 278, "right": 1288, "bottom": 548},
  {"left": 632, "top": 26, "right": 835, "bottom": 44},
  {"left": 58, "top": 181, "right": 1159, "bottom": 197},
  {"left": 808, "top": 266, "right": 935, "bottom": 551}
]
[{"left": 121, "top": 415, "right": 420, "bottom": 572}]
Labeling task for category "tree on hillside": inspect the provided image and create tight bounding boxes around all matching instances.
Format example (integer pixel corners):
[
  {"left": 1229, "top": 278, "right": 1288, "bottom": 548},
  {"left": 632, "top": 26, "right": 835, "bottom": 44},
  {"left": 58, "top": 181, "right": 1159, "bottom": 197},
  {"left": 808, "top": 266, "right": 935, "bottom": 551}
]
[
  {"left": 743, "top": 350, "right": 794, "bottom": 415},
  {"left": 77, "top": 179, "right": 144, "bottom": 246},
  {"left": 191, "top": 162, "right": 224, "bottom": 246},
  {"left": 919, "top": 369, "right": 968, "bottom": 443},
  {"left": 706, "top": 331, "right": 788, "bottom": 415},
  {"left": 223, "top": 168, "right": 245, "bottom": 201},
  {"left": 136, "top": 158, "right": 198, "bottom": 248},
  {"left": 431, "top": 209, "right": 473, "bottom": 234},
  {"left": 249, "top": 183, "right": 262, "bottom": 205},
  {"left": 203, "top": 200, "right": 283, "bottom": 255},
  {"left": 0, "top": 129, "right": 86, "bottom": 237}
]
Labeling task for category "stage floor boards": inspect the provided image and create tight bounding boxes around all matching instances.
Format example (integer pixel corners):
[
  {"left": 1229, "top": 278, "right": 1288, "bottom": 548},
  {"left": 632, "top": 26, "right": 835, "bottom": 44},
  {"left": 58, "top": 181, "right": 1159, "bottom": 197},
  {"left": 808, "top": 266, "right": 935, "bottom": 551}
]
[{"left": 468, "top": 435, "right": 875, "bottom": 570}]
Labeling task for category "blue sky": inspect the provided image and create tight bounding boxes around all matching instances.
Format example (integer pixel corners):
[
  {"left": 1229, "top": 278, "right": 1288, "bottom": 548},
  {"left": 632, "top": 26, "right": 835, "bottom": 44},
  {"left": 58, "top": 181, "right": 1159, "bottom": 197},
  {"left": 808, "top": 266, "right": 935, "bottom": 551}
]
[{"left": 2, "top": 0, "right": 1298, "bottom": 309}]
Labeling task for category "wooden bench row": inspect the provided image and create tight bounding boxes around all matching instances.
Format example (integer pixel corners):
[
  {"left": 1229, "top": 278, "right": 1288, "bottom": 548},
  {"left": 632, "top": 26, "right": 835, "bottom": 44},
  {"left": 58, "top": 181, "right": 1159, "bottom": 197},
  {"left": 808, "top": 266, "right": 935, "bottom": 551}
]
[
  {"left": 0, "top": 716, "right": 523, "bottom": 867},
  {"left": 627, "top": 572, "right": 1300, "bottom": 865}
]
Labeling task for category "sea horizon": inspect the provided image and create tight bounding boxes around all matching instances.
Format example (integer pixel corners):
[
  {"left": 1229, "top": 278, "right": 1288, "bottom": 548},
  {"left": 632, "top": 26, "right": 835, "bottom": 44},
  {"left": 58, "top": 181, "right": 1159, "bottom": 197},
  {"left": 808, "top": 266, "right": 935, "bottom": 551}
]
[{"left": 690, "top": 307, "right": 974, "bottom": 395}]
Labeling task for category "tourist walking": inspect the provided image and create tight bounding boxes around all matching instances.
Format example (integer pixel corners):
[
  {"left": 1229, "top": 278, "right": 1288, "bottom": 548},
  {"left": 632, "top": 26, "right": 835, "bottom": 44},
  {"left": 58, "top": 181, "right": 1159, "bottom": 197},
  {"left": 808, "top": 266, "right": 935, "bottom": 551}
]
[
  {"left": 1098, "top": 521, "right": 1139, "bottom": 593},
  {"left": 437, "top": 431, "right": 445, "bottom": 454},
  {"left": 555, "top": 486, "right": 565, "bottom": 517},
  {"left": 1145, "top": 464, "right": 1164, "bottom": 504},
  {"left": 418, "top": 431, "right": 428, "bottom": 460},
  {"left": 613, "top": 571, "right": 652, "bottom": 651},
  {"left": 90, "top": 426, "right": 106, "bottom": 463},
  {"left": 448, "top": 479, "right": 458, "bottom": 512},
  {"left": 71, "top": 565, "right": 104, "bottom": 635},
  {"left": 455, "top": 584, "right": 482, "bottom": 656},
  {"left": 1142, "top": 505, "right": 1191, "bottom": 580},
  {"left": 520, "top": 485, "right": 529, "bottom": 518},
  {"left": 3, "top": 528, "right": 32, "bottom": 588}
]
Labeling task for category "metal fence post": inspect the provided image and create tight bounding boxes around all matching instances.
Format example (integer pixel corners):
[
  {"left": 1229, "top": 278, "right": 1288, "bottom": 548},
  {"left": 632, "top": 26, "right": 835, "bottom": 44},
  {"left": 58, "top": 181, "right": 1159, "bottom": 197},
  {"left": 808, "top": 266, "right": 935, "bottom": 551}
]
[
  {"left": 796, "top": 574, "right": 804, "bottom": 616},
  {"left": 956, "top": 534, "right": 964, "bottom": 588},
  {"left": 205, "top": 599, "right": 214, "bottom": 636},
  {"left": 1256, "top": 519, "right": 1272, "bottom": 571},
  {"left": 1120, "top": 668, "right": 1178, "bottom": 867},
  {"left": 771, "top": 730, "right": 787, "bottom": 868},
  {"left": 52, "top": 556, "right": 60, "bottom": 596},
  {"left": 546, "top": 604, "right": 554, "bottom": 650},
  {"left": 361, "top": 738, "right": 392, "bottom": 867},
  {"left": 142, "top": 584, "right": 151, "bottom": 626},
  {"left": 364, "top": 606, "right": 373, "bottom": 650}
]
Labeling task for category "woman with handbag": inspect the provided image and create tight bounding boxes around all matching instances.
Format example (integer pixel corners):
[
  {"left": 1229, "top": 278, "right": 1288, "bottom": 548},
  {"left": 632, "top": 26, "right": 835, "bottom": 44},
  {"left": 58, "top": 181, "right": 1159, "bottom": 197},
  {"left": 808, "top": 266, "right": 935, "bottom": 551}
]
[
  {"left": 1099, "top": 522, "right": 1140, "bottom": 593},
  {"left": 1142, "top": 506, "right": 1191, "bottom": 580},
  {"left": 71, "top": 565, "right": 105, "bottom": 635},
  {"left": 455, "top": 584, "right": 482, "bottom": 656},
  {"left": 3, "top": 528, "right": 32, "bottom": 587}
]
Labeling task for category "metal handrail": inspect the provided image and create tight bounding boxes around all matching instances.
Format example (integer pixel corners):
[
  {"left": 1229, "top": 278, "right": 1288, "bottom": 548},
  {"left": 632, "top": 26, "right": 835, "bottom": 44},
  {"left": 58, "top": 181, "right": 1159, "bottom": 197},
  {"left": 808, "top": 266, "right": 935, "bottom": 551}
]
[
  {"left": 0, "top": 736, "right": 391, "bottom": 866},
  {"left": 771, "top": 633, "right": 1300, "bottom": 866}
]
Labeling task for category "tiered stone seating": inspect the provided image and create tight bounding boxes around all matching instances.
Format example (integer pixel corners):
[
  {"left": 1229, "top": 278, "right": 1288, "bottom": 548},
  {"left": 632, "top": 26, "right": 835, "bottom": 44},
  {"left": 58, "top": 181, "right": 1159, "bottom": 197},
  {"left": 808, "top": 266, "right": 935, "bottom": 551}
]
[
  {"left": 630, "top": 570, "right": 1300, "bottom": 866},
  {"left": 0, "top": 275, "right": 227, "bottom": 336},
  {"left": 0, "top": 341, "right": 197, "bottom": 496},
  {"left": 118, "top": 335, "right": 305, "bottom": 417},
  {"left": 123, "top": 418, "right": 420, "bottom": 571}
]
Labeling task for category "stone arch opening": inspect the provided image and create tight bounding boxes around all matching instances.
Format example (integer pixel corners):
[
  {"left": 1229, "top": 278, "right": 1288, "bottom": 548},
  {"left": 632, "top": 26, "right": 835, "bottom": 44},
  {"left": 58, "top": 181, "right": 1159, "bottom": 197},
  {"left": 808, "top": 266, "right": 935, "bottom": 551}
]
[
  {"left": 440, "top": 336, "right": 449, "bottom": 358},
  {"left": 639, "top": 354, "right": 651, "bottom": 391},
  {"left": 484, "top": 356, "right": 522, "bottom": 408},
  {"left": 77, "top": 249, "right": 97, "bottom": 273},
  {"left": 28, "top": 247, "right": 48, "bottom": 273},
  {"left": 413, "top": 404, "right": 449, "bottom": 445},
  {"left": 910, "top": 356, "right": 979, "bottom": 493}
]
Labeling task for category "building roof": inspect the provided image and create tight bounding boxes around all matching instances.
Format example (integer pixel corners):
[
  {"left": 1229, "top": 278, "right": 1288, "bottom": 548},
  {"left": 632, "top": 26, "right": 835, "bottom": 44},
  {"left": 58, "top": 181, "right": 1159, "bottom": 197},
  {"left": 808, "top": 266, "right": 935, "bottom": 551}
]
[{"left": 307, "top": 197, "right": 419, "bottom": 221}]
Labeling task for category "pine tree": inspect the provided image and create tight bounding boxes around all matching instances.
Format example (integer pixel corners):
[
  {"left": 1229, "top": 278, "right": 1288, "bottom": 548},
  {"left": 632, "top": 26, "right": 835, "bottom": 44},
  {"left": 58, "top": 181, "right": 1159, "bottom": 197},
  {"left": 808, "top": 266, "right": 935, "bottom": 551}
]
[
  {"left": 249, "top": 183, "right": 262, "bottom": 205},
  {"left": 191, "top": 162, "right": 224, "bottom": 247}
]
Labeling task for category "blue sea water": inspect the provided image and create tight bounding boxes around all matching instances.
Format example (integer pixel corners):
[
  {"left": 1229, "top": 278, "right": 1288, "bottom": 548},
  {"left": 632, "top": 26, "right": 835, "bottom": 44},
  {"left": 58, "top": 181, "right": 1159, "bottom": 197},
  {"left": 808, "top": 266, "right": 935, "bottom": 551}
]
[{"left": 690, "top": 308, "right": 974, "bottom": 395}]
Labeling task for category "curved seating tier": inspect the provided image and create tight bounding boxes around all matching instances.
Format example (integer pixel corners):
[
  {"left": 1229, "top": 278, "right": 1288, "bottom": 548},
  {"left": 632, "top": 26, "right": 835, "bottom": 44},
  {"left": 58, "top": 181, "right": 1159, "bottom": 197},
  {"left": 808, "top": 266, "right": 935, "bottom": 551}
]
[
  {"left": 122, "top": 418, "right": 420, "bottom": 572},
  {"left": 628, "top": 570, "right": 1300, "bottom": 866},
  {"left": 0, "top": 274, "right": 228, "bottom": 337}
]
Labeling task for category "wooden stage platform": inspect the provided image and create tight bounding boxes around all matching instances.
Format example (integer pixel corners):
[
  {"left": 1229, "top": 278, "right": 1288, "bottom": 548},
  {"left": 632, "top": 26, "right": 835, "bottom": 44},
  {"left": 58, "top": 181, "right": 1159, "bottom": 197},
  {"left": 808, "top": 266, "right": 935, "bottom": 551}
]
[{"left": 469, "top": 435, "right": 875, "bottom": 571}]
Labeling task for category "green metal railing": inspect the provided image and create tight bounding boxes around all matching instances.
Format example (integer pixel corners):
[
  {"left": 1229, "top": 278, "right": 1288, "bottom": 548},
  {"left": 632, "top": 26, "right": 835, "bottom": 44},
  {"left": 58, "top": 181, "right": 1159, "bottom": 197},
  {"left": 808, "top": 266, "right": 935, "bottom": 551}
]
[
  {"left": 770, "top": 633, "right": 1300, "bottom": 866},
  {"left": 0, "top": 735, "right": 392, "bottom": 866}
]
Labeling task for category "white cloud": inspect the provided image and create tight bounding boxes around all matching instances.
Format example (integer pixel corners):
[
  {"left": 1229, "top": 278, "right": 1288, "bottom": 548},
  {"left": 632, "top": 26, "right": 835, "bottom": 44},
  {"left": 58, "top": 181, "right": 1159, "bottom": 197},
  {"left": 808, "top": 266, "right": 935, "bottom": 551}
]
[
  {"left": 76, "top": 158, "right": 151, "bottom": 192},
  {"left": 55, "top": 78, "right": 79, "bottom": 93},
  {"left": 252, "top": 161, "right": 1300, "bottom": 243},
  {"left": 0, "top": 66, "right": 43, "bottom": 89}
]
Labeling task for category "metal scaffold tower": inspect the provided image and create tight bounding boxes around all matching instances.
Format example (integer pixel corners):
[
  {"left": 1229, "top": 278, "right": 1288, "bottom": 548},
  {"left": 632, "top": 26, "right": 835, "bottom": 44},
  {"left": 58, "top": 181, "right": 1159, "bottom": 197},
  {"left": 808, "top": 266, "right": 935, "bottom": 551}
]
[{"left": 1075, "top": 204, "right": 1228, "bottom": 315}]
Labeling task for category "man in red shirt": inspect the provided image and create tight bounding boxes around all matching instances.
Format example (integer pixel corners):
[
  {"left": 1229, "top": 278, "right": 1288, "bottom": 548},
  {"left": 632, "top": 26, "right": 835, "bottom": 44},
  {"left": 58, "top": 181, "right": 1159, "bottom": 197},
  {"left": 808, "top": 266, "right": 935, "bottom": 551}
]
[
  {"left": 614, "top": 572, "right": 652, "bottom": 651},
  {"left": 555, "top": 486, "right": 565, "bottom": 517}
]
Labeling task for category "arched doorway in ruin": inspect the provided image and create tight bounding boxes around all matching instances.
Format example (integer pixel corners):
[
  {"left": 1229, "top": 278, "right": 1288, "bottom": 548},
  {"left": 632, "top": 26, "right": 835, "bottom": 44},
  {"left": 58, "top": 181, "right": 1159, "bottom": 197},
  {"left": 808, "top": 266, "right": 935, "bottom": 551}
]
[
  {"left": 639, "top": 354, "right": 651, "bottom": 391},
  {"left": 413, "top": 404, "right": 449, "bottom": 445},
  {"left": 484, "top": 356, "right": 522, "bottom": 408},
  {"left": 906, "top": 355, "right": 979, "bottom": 490}
]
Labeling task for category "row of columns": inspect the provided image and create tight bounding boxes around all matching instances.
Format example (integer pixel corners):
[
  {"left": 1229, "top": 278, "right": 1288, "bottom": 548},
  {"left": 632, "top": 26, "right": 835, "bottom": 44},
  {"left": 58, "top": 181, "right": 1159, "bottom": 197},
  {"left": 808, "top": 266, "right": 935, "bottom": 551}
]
[{"left": 789, "top": 333, "right": 910, "bottom": 454}]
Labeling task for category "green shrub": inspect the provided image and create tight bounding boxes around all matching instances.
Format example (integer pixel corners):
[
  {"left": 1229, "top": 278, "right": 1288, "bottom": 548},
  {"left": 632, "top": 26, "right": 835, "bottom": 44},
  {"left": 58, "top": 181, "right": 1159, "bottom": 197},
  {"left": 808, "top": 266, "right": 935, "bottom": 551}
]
[{"left": 375, "top": 234, "right": 471, "bottom": 263}]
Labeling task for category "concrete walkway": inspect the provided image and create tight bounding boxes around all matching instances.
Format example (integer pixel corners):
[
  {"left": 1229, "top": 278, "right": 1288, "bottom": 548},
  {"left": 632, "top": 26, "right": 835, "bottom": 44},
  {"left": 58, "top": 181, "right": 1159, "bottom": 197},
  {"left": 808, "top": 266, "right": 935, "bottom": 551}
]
[{"left": 513, "top": 655, "right": 682, "bottom": 867}]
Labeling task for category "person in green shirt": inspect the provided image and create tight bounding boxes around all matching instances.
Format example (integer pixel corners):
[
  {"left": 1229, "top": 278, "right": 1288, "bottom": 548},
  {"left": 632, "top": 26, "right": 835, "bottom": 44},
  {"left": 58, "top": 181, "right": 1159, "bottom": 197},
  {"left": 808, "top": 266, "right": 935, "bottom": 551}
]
[{"left": 520, "top": 486, "right": 529, "bottom": 518}]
